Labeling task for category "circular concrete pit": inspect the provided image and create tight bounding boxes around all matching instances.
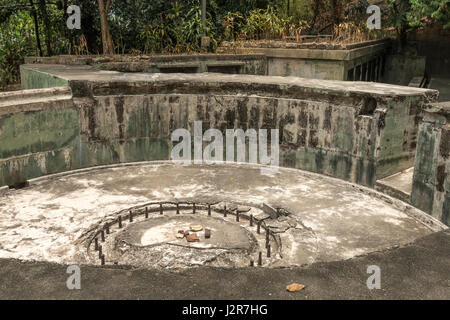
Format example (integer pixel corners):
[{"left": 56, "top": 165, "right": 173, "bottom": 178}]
[{"left": 0, "top": 162, "right": 445, "bottom": 269}]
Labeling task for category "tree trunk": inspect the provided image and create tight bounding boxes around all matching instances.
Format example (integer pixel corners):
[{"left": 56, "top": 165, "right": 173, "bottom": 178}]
[
  {"left": 38, "top": 0, "right": 52, "bottom": 56},
  {"left": 29, "top": 0, "right": 42, "bottom": 56},
  {"left": 97, "top": 0, "right": 115, "bottom": 55}
]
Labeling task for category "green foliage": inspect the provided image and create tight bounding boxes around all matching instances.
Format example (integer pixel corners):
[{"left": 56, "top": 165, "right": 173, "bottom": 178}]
[
  {"left": 139, "top": 2, "right": 217, "bottom": 54},
  {"left": 408, "top": 0, "right": 450, "bottom": 29},
  {"left": 0, "top": 10, "right": 35, "bottom": 87},
  {"left": 0, "top": 0, "right": 449, "bottom": 87},
  {"left": 236, "top": 5, "right": 309, "bottom": 39},
  {"left": 387, "top": 0, "right": 450, "bottom": 33}
]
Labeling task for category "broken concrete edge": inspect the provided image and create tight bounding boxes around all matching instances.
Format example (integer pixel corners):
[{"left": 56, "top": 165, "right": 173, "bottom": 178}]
[
  {"left": 425, "top": 101, "right": 450, "bottom": 116},
  {"left": 1, "top": 160, "right": 446, "bottom": 232}
]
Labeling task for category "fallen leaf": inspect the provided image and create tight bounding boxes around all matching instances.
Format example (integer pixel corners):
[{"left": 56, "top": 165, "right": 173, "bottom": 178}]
[{"left": 286, "top": 283, "right": 305, "bottom": 292}]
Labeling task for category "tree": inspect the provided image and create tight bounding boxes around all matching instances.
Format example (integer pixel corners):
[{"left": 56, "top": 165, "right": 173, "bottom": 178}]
[
  {"left": 387, "top": 0, "right": 450, "bottom": 50},
  {"left": 408, "top": 0, "right": 450, "bottom": 29},
  {"left": 97, "top": 0, "right": 114, "bottom": 55}
]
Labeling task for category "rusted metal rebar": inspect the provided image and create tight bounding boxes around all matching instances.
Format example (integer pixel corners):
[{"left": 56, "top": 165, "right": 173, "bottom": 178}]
[
  {"left": 267, "top": 244, "right": 271, "bottom": 258},
  {"left": 129, "top": 210, "right": 133, "bottom": 222},
  {"left": 258, "top": 252, "right": 262, "bottom": 266},
  {"left": 250, "top": 214, "right": 253, "bottom": 227},
  {"left": 118, "top": 216, "right": 122, "bottom": 228}
]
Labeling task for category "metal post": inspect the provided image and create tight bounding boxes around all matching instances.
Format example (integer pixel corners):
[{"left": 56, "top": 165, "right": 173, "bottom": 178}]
[{"left": 202, "top": 0, "right": 206, "bottom": 29}]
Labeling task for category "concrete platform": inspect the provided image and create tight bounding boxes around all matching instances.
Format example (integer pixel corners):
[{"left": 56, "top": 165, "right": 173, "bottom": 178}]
[{"left": 0, "top": 162, "right": 445, "bottom": 270}]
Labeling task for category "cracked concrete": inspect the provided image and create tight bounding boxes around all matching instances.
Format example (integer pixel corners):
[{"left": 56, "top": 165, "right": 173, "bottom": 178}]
[{"left": 0, "top": 161, "right": 445, "bottom": 270}]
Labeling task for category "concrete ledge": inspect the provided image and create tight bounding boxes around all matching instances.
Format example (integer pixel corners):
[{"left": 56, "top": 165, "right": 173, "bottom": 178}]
[
  {"left": 0, "top": 86, "right": 73, "bottom": 115},
  {"left": 236, "top": 42, "right": 389, "bottom": 61}
]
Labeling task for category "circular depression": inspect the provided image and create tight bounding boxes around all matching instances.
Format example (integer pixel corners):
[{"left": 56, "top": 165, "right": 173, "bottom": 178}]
[{"left": 0, "top": 161, "right": 445, "bottom": 269}]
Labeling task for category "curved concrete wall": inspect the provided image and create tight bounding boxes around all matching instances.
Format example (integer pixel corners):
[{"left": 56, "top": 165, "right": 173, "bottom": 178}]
[{"left": 0, "top": 63, "right": 438, "bottom": 189}]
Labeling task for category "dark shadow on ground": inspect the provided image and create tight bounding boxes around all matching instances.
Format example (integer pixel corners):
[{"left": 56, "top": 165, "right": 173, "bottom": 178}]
[{"left": 0, "top": 229, "right": 448, "bottom": 300}]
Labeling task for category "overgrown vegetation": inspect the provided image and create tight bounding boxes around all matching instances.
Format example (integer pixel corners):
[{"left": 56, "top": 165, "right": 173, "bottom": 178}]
[{"left": 1, "top": 0, "right": 449, "bottom": 88}]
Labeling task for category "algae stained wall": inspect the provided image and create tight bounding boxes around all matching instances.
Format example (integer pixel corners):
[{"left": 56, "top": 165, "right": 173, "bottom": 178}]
[{"left": 411, "top": 103, "right": 450, "bottom": 225}]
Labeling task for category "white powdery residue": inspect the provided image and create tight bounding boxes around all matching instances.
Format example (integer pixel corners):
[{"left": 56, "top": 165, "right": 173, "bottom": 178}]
[
  {"left": 324, "top": 236, "right": 341, "bottom": 243},
  {"left": 383, "top": 217, "right": 404, "bottom": 226},
  {"left": 74, "top": 178, "right": 105, "bottom": 188},
  {"left": 141, "top": 220, "right": 184, "bottom": 246}
]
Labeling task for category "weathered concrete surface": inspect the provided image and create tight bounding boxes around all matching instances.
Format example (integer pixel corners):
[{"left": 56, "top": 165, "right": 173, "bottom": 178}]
[
  {"left": 0, "top": 87, "right": 79, "bottom": 186},
  {"left": 95, "top": 214, "right": 266, "bottom": 269},
  {"left": 0, "top": 228, "right": 448, "bottom": 300},
  {"left": 6, "top": 64, "right": 437, "bottom": 188},
  {"left": 24, "top": 54, "right": 267, "bottom": 77},
  {"left": 0, "top": 162, "right": 445, "bottom": 268},
  {"left": 375, "top": 167, "right": 414, "bottom": 203},
  {"left": 232, "top": 40, "right": 389, "bottom": 80},
  {"left": 382, "top": 55, "right": 426, "bottom": 86},
  {"left": 411, "top": 102, "right": 450, "bottom": 225}
]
